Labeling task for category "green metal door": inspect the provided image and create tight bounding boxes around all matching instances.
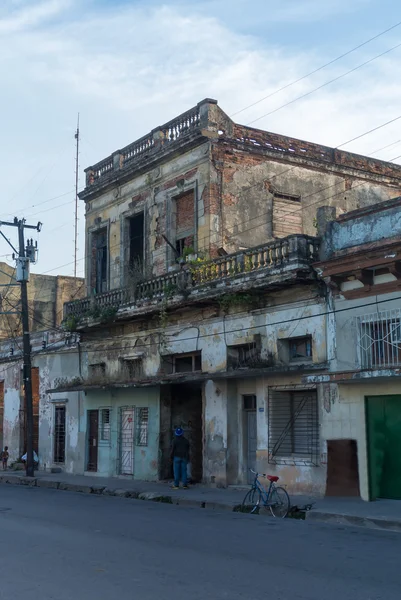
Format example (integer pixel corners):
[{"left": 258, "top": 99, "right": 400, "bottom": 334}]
[{"left": 366, "top": 395, "right": 401, "bottom": 500}]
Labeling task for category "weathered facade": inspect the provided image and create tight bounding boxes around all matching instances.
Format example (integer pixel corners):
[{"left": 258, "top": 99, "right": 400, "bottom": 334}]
[
  {"left": 46, "top": 99, "right": 401, "bottom": 493},
  {"left": 0, "top": 330, "right": 82, "bottom": 470},
  {"left": 0, "top": 261, "right": 84, "bottom": 339},
  {"left": 305, "top": 197, "right": 401, "bottom": 500}
]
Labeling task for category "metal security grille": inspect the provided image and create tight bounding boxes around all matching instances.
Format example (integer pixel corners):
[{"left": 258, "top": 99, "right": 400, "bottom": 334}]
[
  {"left": 356, "top": 309, "right": 401, "bottom": 369},
  {"left": 136, "top": 407, "right": 149, "bottom": 446},
  {"left": 117, "top": 406, "right": 135, "bottom": 476},
  {"left": 268, "top": 389, "right": 319, "bottom": 466},
  {"left": 54, "top": 406, "right": 66, "bottom": 464},
  {"left": 100, "top": 408, "right": 111, "bottom": 442}
]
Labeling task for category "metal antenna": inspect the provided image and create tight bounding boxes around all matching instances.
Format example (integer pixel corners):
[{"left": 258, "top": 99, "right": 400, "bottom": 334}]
[{"left": 74, "top": 113, "right": 80, "bottom": 278}]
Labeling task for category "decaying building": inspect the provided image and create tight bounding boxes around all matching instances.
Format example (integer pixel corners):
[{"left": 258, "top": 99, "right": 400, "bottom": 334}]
[
  {"left": 0, "top": 261, "right": 84, "bottom": 339},
  {"left": 40, "top": 98, "right": 401, "bottom": 493}
]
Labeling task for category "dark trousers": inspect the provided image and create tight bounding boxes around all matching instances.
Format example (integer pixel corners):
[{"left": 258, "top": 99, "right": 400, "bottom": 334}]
[{"left": 173, "top": 457, "right": 188, "bottom": 486}]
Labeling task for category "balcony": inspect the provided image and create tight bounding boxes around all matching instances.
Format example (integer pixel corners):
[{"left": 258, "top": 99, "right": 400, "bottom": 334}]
[
  {"left": 64, "top": 234, "right": 319, "bottom": 325},
  {"left": 357, "top": 309, "right": 401, "bottom": 369},
  {"left": 81, "top": 99, "right": 220, "bottom": 197}
]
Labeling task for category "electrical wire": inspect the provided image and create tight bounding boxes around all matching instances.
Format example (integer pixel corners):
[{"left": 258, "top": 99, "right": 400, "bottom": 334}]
[
  {"left": 247, "top": 41, "right": 401, "bottom": 126},
  {"left": 231, "top": 20, "right": 401, "bottom": 118}
]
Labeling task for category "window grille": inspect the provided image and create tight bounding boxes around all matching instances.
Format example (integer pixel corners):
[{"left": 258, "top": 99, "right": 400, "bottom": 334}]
[{"left": 268, "top": 389, "right": 319, "bottom": 466}]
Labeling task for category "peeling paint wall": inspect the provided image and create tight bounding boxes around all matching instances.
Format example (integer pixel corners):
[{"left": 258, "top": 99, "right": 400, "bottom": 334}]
[
  {"left": 0, "top": 261, "right": 84, "bottom": 339},
  {"left": 82, "top": 387, "right": 160, "bottom": 480}
]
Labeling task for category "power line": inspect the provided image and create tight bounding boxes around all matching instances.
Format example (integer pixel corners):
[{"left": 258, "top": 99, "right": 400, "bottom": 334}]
[
  {"left": 336, "top": 114, "right": 401, "bottom": 149},
  {"left": 247, "top": 41, "right": 401, "bottom": 126},
  {"left": 231, "top": 20, "right": 401, "bottom": 118},
  {"left": 2, "top": 294, "right": 400, "bottom": 358}
]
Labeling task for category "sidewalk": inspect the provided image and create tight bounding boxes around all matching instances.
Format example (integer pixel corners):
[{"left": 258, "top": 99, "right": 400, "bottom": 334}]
[{"left": 1, "top": 470, "right": 400, "bottom": 532}]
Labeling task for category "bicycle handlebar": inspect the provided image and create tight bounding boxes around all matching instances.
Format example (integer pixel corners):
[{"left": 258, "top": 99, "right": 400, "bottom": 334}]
[{"left": 249, "top": 469, "right": 266, "bottom": 478}]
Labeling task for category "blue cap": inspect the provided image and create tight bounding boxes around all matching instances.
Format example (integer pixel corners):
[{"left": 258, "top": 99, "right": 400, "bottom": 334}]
[{"left": 175, "top": 427, "right": 183, "bottom": 437}]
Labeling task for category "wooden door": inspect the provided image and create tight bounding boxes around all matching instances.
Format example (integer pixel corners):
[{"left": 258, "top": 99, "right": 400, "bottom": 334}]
[
  {"left": 366, "top": 395, "right": 401, "bottom": 500},
  {"left": 87, "top": 410, "right": 99, "bottom": 472}
]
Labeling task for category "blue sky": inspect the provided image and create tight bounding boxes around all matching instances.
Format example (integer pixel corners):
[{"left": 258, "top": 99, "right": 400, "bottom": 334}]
[{"left": 0, "top": 0, "right": 400, "bottom": 277}]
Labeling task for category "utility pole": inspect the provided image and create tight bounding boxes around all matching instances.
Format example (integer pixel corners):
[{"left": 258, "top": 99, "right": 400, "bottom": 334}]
[
  {"left": 74, "top": 114, "right": 80, "bottom": 278},
  {"left": 0, "top": 218, "right": 41, "bottom": 477}
]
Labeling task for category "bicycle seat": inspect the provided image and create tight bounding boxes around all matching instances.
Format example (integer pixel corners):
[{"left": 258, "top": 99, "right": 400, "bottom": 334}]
[{"left": 267, "top": 475, "right": 279, "bottom": 482}]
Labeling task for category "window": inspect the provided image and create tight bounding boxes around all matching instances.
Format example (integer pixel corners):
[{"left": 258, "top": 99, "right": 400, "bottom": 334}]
[
  {"left": 162, "top": 352, "right": 202, "bottom": 374},
  {"left": 174, "top": 352, "right": 201, "bottom": 373},
  {"left": 136, "top": 407, "right": 149, "bottom": 446},
  {"left": 54, "top": 406, "right": 66, "bottom": 463},
  {"left": 123, "top": 358, "right": 143, "bottom": 380},
  {"left": 268, "top": 390, "right": 319, "bottom": 465},
  {"left": 91, "top": 228, "right": 108, "bottom": 293},
  {"left": 357, "top": 309, "right": 401, "bottom": 368},
  {"left": 100, "top": 409, "right": 111, "bottom": 441},
  {"left": 174, "top": 190, "right": 195, "bottom": 258},
  {"left": 89, "top": 363, "right": 106, "bottom": 380},
  {"left": 273, "top": 191, "right": 302, "bottom": 238},
  {"left": 227, "top": 341, "right": 262, "bottom": 370},
  {"left": 243, "top": 395, "right": 257, "bottom": 410},
  {"left": 129, "top": 213, "right": 144, "bottom": 270},
  {"left": 289, "top": 336, "right": 312, "bottom": 361}
]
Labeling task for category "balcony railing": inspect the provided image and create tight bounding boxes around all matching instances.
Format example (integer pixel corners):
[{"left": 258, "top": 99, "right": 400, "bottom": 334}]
[
  {"left": 64, "top": 235, "right": 319, "bottom": 321},
  {"left": 85, "top": 101, "right": 205, "bottom": 188},
  {"left": 356, "top": 309, "right": 401, "bottom": 369}
]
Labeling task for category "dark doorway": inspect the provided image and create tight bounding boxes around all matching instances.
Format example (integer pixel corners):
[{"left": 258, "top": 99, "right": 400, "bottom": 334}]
[
  {"left": 87, "top": 410, "right": 99, "bottom": 472},
  {"left": 54, "top": 406, "right": 66, "bottom": 464},
  {"left": 93, "top": 229, "right": 108, "bottom": 293},
  {"left": 159, "top": 384, "right": 203, "bottom": 483},
  {"left": 129, "top": 213, "right": 144, "bottom": 270},
  {"left": 326, "top": 439, "right": 360, "bottom": 496}
]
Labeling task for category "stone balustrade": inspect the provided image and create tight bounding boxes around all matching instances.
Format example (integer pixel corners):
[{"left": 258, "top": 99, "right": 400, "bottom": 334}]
[{"left": 64, "top": 235, "right": 319, "bottom": 322}]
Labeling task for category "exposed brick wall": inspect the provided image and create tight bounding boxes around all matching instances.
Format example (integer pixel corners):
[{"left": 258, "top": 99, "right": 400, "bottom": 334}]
[
  {"left": 176, "top": 190, "right": 195, "bottom": 237},
  {"left": 233, "top": 124, "right": 401, "bottom": 179}
]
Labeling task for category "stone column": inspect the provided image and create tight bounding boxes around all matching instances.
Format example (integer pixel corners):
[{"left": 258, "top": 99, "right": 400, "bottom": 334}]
[
  {"left": 204, "top": 379, "right": 228, "bottom": 487},
  {"left": 255, "top": 379, "right": 269, "bottom": 472}
]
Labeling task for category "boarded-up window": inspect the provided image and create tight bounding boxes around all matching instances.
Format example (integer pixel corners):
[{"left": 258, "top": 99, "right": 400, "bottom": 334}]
[
  {"left": 175, "top": 190, "right": 194, "bottom": 256},
  {"left": 268, "top": 389, "right": 319, "bottom": 466},
  {"left": 273, "top": 192, "right": 302, "bottom": 238}
]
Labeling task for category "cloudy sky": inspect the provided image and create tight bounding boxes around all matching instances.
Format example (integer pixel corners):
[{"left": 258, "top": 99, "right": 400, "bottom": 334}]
[{"left": 0, "top": 0, "right": 400, "bottom": 277}]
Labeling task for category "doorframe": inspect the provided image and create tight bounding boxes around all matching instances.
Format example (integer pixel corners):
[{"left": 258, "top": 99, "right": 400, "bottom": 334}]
[{"left": 86, "top": 409, "right": 99, "bottom": 472}]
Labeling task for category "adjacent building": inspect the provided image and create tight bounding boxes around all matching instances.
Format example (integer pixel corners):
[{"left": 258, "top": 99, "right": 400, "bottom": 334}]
[{"left": 305, "top": 197, "right": 401, "bottom": 501}]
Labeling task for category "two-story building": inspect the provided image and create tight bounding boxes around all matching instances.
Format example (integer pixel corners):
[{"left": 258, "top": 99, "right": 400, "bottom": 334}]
[
  {"left": 48, "top": 99, "right": 401, "bottom": 493},
  {"left": 306, "top": 198, "right": 401, "bottom": 500}
]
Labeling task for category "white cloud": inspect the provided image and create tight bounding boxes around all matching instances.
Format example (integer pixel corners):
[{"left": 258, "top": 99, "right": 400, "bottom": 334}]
[
  {"left": 0, "top": 0, "right": 399, "bottom": 277},
  {"left": 0, "top": 0, "right": 70, "bottom": 33}
]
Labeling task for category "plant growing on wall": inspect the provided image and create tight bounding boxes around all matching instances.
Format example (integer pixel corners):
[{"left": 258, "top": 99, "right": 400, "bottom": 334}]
[
  {"left": 62, "top": 315, "right": 78, "bottom": 332},
  {"left": 218, "top": 292, "right": 259, "bottom": 313}
]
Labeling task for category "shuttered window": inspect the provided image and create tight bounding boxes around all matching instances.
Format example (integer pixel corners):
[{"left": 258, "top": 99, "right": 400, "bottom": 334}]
[{"left": 268, "top": 389, "right": 319, "bottom": 466}]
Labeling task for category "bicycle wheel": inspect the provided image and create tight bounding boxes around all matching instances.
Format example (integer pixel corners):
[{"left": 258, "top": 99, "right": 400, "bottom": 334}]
[
  {"left": 240, "top": 487, "right": 261, "bottom": 514},
  {"left": 269, "top": 486, "right": 290, "bottom": 518}
]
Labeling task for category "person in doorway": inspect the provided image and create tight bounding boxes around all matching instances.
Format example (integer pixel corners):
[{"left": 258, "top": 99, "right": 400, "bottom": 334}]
[
  {"left": 171, "top": 427, "right": 189, "bottom": 489},
  {"left": 1, "top": 446, "right": 9, "bottom": 470}
]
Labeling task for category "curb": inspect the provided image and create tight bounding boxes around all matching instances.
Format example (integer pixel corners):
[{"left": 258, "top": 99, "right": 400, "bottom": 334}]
[
  {"left": 0, "top": 475, "right": 239, "bottom": 513},
  {"left": 306, "top": 511, "right": 401, "bottom": 533}
]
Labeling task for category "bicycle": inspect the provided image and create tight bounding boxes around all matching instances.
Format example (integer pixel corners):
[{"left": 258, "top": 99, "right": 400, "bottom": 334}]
[{"left": 240, "top": 469, "right": 290, "bottom": 518}]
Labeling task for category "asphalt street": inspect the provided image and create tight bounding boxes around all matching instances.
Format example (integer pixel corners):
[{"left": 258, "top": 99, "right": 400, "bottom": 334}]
[{"left": 0, "top": 485, "right": 399, "bottom": 600}]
